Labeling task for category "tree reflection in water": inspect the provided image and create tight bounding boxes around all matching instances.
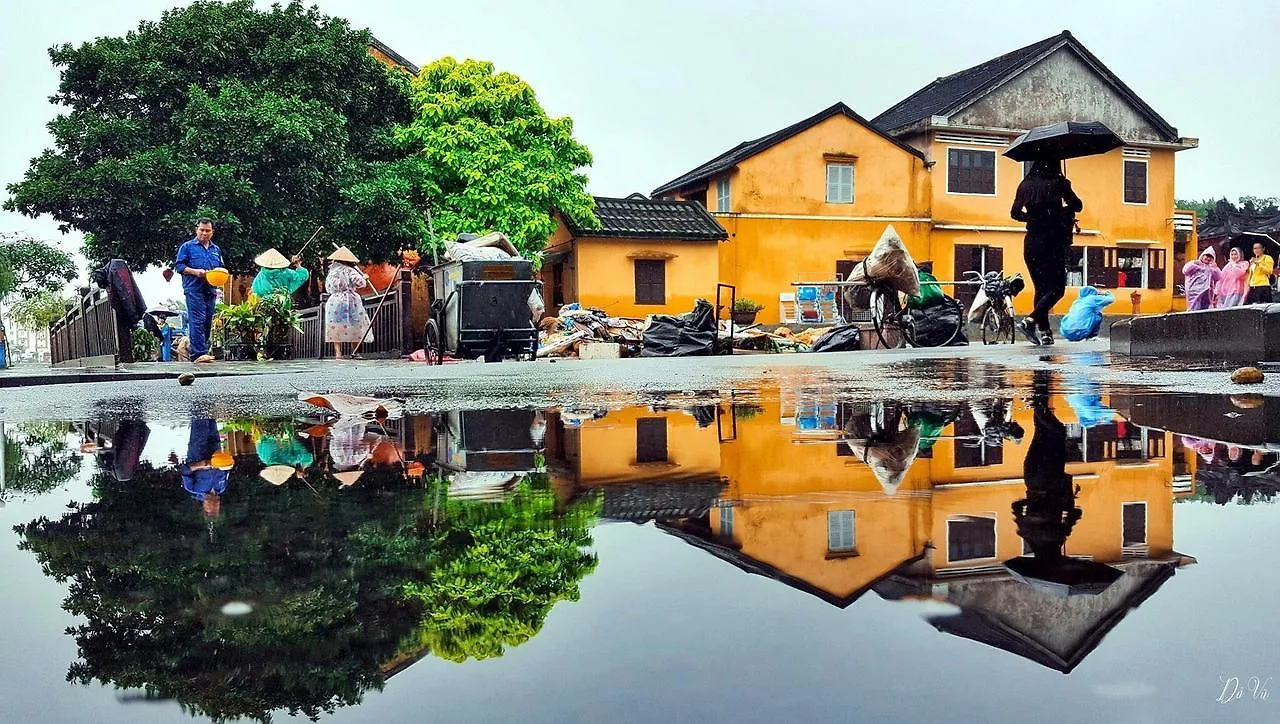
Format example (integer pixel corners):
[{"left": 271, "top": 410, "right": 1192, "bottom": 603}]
[{"left": 15, "top": 415, "right": 599, "bottom": 722}]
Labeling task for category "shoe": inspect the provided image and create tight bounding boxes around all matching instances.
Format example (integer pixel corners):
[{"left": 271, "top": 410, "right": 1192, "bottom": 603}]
[
  {"left": 1018, "top": 318, "right": 1040, "bottom": 346},
  {"left": 194, "top": 354, "right": 215, "bottom": 364},
  {"left": 1039, "top": 330, "right": 1055, "bottom": 346}
]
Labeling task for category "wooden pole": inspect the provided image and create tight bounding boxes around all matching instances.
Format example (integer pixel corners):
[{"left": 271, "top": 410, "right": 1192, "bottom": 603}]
[{"left": 352, "top": 260, "right": 405, "bottom": 356}]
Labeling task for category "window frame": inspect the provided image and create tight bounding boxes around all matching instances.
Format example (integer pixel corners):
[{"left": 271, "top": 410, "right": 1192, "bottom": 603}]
[
  {"left": 945, "top": 147, "right": 998, "bottom": 197},
  {"left": 1115, "top": 247, "right": 1148, "bottom": 289},
  {"left": 633, "top": 259, "right": 666, "bottom": 305},
  {"left": 715, "top": 177, "right": 731, "bottom": 212},
  {"left": 827, "top": 509, "right": 857, "bottom": 555},
  {"left": 825, "top": 162, "right": 855, "bottom": 204},
  {"left": 718, "top": 504, "right": 735, "bottom": 538},
  {"left": 1123, "top": 159, "right": 1148, "bottom": 206},
  {"left": 1122, "top": 501, "right": 1148, "bottom": 548},
  {"left": 946, "top": 515, "right": 998, "bottom": 563}
]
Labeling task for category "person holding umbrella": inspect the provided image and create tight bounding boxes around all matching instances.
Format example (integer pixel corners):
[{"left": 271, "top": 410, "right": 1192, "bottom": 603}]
[
  {"left": 1005, "top": 122, "right": 1124, "bottom": 345},
  {"left": 1010, "top": 160, "right": 1082, "bottom": 345},
  {"left": 1245, "top": 241, "right": 1275, "bottom": 304}
]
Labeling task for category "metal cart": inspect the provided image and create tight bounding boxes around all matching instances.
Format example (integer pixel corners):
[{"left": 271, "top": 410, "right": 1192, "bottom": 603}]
[{"left": 423, "top": 258, "right": 541, "bottom": 363}]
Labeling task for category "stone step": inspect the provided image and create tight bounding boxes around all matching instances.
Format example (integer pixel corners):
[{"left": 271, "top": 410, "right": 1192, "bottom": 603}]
[{"left": 1110, "top": 304, "right": 1280, "bottom": 361}]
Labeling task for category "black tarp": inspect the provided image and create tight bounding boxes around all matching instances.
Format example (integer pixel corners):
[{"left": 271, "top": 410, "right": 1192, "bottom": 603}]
[
  {"left": 642, "top": 299, "right": 716, "bottom": 357},
  {"left": 907, "top": 298, "right": 968, "bottom": 347},
  {"left": 809, "top": 323, "right": 863, "bottom": 353}
]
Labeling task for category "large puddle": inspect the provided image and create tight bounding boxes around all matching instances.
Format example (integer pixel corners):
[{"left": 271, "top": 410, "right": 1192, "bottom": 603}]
[{"left": 1, "top": 374, "right": 1277, "bottom": 723}]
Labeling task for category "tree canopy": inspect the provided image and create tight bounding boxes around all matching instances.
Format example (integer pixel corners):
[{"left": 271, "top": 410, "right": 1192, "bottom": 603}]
[
  {"left": 3, "top": 0, "right": 421, "bottom": 270},
  {"left": 398, "top": 57, "right": 599, "bottom": 257},
  {"left": 1177, "top": 196, "right": 1280, "bottom": 225},
  {"left": 8, "top": 290, "right": 74, "bottom": 329},
  {"left": 0, "top": 233, "right": 77, "bottom": 304}
]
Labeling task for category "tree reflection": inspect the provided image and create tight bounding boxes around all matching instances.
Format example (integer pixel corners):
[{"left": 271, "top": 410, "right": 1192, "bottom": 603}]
[
  {"left": 15, "top": 416, "right": 599, "bottom": 722},
  {"left": 1, "top": 422, "right": 82, "bottom": 503}
]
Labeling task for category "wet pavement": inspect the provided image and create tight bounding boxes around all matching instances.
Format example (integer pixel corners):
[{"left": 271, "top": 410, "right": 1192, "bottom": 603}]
[{"left": 2, "top": 364, "right": 1279, "bottom": 723}]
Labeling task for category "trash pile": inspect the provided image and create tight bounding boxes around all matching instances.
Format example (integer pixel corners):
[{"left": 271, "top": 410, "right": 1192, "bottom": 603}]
[{"left": 537, "top": 303, "right": 646, "bottom": 358}]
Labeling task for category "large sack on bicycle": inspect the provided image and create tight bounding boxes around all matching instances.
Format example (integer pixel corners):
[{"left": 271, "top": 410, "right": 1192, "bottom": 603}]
[
  {"left": 967, "top": 286, "right": 991, "bottom": 323},
  {"left": 908, "top": 297, "right": 968, "bottom": 347},
  {"left": 844, "top": 224, "right": 919, "bottom": 296},
  {"left": 809, "top": 322, "right": 863, "bottom": 353}
]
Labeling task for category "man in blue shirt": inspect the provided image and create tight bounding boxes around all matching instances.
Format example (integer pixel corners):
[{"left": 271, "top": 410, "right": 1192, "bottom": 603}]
[
  {"left": 173, "top": 218, "right": 223, "bottom": 361},
  {"left": 175, "top": 417, "right": 231, "bottom": 518}
]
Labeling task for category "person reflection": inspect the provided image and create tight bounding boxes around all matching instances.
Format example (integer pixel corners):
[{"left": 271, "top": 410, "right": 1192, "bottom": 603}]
[
  {"left": 172, "top": 418, "right": 232, "bottom": 518},
  {"left": 1012, "top": 373, "right": 1080, "bottom": 560}
]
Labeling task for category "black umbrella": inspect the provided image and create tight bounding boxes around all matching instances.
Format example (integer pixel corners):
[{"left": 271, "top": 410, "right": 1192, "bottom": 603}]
[
  {"left": 1004, "top": 555, "right": 1122, "bottom": 597},
  {"left": 1003, "top": 121, "right": 1125, "bottom": 162}
]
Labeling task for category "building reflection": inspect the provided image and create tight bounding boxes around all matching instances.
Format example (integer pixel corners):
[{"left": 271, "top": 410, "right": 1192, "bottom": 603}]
[{"left": 546, "top": 381, "right": 1197, "bottom": 672}]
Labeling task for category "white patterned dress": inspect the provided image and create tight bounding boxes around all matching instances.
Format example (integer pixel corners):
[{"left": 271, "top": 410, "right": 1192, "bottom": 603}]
[{"left": 324, "top": 264, "right": 372, "bottom": 344}]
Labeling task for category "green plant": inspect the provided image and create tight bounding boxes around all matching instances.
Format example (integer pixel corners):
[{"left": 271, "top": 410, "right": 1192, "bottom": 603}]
[
  {"left": 214, "top": 299, "right": 264, "bottom": 348},
  {"left": 8, "top": 289, "right": 74, "bottom": 328},
  {"left": 257, "top": 292, "right": 302, "bottom": 345},
  {"left": 733, "top": 298, "right": 764, "bottom": 313},
  {"left": 733, "top": 403, "right": 764, "bottom": 421},
  {"left": 130, "top": 326, "right": 158, "bottom": 361}
]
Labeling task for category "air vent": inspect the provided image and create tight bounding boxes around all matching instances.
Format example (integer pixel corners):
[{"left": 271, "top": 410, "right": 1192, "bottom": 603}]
[{"left": 935, "top": 133, "right": 1008, "bottom": 147}]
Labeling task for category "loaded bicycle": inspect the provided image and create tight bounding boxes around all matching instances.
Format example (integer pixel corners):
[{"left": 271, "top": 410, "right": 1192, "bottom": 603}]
[{"left": 965, "top": 270, "right": 1025, "bottom": 345}]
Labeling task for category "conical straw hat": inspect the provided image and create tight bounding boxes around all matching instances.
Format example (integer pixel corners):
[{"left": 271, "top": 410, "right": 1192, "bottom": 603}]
[
  {"left": 328, "top": 246, "right": 359, "bottom": 264},
  {"left": 333, "top": 470, "right": 364, "bottom": 487},
  {"left": 259, "top": 465, "right": 296, "bottom": 486},
  {"left": 254, "top": 248, "right": 290, "bottom": 269}
]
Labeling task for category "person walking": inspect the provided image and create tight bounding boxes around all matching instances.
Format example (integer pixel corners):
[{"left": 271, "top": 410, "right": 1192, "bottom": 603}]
[
  {"left": 324, "top": 246, "right": 373, "bottom": 359},
  {"left": 1011, "top": 160, "right": 1083, "bottom": 345},
  {"left": 173, "top": 218, "right": 223, "bottom": 363},
  {"left": 250, "top": 248, "right": 309, "bottom": 299},
  {"left": 1215, "top": 246, "right": 1249, "bottom": 308},
  {"left": 1245, "top": 241, "right": 1275, "bottom": 304},
  {"left": 1181, "top": 247, "right": 1220, "bottom": 311}
]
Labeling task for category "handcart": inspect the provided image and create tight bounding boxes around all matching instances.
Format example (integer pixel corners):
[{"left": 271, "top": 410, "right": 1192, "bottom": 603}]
[{"left": 423, "top": 257, "right": 541, "bottom": 363}]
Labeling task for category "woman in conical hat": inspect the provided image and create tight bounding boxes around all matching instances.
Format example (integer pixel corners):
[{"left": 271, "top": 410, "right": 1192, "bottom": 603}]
[
  {"left": 250, "top": 247, "right": 310, "bottom": 299},
  {"left": 324, "top": 246, "right": 373, "bottom": 359}
]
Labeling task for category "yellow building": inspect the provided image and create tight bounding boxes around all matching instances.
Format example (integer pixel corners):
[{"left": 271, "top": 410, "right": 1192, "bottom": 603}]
[
  {"left": 651, "top": 31, "right": 1197, "bottom": 322},
  {"left": 542, "top": 195, "right": 728, "bottom": 316}
]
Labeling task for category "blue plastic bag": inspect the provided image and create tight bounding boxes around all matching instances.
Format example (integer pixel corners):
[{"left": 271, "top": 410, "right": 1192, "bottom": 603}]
[{"left": 1059, "top": 286, "right": 1114, "bottom": 341}]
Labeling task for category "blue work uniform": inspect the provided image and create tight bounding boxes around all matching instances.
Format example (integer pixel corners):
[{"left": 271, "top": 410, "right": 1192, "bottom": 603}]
[
  {"left": 174, "top": 238, "right": 224, "bottom": 357},
  {"left": 181, "top": 418, "right": 229, "bottom": 501}
]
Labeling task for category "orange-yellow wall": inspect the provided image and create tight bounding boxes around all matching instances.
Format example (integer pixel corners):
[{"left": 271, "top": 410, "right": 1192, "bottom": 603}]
[
  {"left": 564, "top": 407, "right": 721, "bottom": 486},
  {"left": 573, "top": 237, "right": 720, "bottom": 317}
]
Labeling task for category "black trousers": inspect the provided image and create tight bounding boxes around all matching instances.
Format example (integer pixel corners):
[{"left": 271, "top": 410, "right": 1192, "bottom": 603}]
[
  {"left": 1245, "top": 285, "right": 1274, "bottom": 304},
  {"left": 1023, "top": 236, "right": 1068, "bottom": 330}
]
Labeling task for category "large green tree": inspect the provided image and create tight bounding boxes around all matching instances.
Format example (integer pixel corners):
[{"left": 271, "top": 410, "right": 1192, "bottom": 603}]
[
  {"left": 398, "top": 57, "right": 599, "bottom": 258},
  {"left": 0, "top": 233, "right": 77, "bottom": 303},
  {"left": 4, "top": 0, "right": 421, "bottom": 269}
]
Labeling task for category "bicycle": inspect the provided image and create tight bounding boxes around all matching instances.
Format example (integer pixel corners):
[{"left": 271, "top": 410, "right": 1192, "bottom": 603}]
[{"left": 965, "top": 270, "right": 1025, "bottom": 345}]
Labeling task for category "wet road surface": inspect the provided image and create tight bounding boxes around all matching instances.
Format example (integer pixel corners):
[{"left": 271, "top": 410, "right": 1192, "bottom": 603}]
[{"left": 2, "top": 368, "right": 1279, "bottom": 723}]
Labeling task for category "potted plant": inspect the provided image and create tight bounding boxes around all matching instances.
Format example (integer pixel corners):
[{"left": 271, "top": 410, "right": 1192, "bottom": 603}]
[
  {"left": 215, "top": 299, "right": 263, "bottom": 361},
  {"left": 731, "top": 298, "right": 764, "bottom": 326},
  {"left": 257, "top": 292, "right": 301, "bottom": 360},
  {"left": 131, "top": 326, "right": 159, "bottom": 362}
]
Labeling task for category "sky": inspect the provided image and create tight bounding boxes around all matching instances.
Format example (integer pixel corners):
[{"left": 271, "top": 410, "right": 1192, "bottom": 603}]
[{"left": 1, "top": 0, "right": 1276, "bottom": 306}]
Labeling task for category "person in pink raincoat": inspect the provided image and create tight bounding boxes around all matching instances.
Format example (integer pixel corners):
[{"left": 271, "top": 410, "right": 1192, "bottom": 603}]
[
  {"left": 1181, "top": 246, "right": 1220, "bottom": 311},
  {"left": 1215, "top": 246, "right": 1250, "bottom": 308}
]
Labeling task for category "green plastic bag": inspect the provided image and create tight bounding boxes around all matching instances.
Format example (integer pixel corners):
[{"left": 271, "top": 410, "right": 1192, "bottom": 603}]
[{"left": 908, "top": 270, "right": 945, "bottom": 309}]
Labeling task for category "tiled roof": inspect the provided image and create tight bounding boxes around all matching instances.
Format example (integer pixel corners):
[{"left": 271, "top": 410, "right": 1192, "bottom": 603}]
[
  {"left": 368, "top": 35, "right": 419, "bottom": 75},
  {"left": 871, "top": 30, "right": 1178, "bottom": 141},
  {"left": 651, "top": 102, "right": 926, "bottom": 198},
  {"left": 568, "top": 196, "right": 728, "bottom": 241}
]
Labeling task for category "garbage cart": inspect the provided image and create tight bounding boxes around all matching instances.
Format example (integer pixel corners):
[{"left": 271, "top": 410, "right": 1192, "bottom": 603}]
[{"left": 423, "top": 258, "right": 540, "bottom": 363}]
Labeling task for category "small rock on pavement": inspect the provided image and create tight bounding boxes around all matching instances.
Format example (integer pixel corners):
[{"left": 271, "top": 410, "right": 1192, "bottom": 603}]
[
  {"left": 178, "top": 373, "right": 196, "bottom": 386},
  {"left": 1230, "top": 366, "right": 1265, "bottom": 385}
]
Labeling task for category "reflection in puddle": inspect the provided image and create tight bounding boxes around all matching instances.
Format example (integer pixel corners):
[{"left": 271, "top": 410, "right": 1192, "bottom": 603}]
[{"left": 0, "top": 384, "right": 1277, "bottom": 720}]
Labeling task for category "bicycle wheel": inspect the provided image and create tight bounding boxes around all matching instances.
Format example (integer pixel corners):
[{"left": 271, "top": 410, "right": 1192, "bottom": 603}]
[
  {"left": 870, "top": 287, "right": 910, "bottom": 349},
  {"left": 981, "top": 306, "right": 1002, "bottom": 345},
  {"left": 911, "top": 298, "right": 962, "bottom": 348}
]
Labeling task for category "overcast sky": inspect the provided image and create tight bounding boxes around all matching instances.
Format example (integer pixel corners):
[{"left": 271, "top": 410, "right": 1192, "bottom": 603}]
[{"left": 1, "top": 0, "right": 1276, "bottom": 303}]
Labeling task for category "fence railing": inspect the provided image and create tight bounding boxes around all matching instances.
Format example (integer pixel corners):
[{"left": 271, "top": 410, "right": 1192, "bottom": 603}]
[
  {"left": 49, "top": 287, "right": 133, "bottom": 367},
  {"left": 289, "top": 269, "right": 416, "bottom": 359}
]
